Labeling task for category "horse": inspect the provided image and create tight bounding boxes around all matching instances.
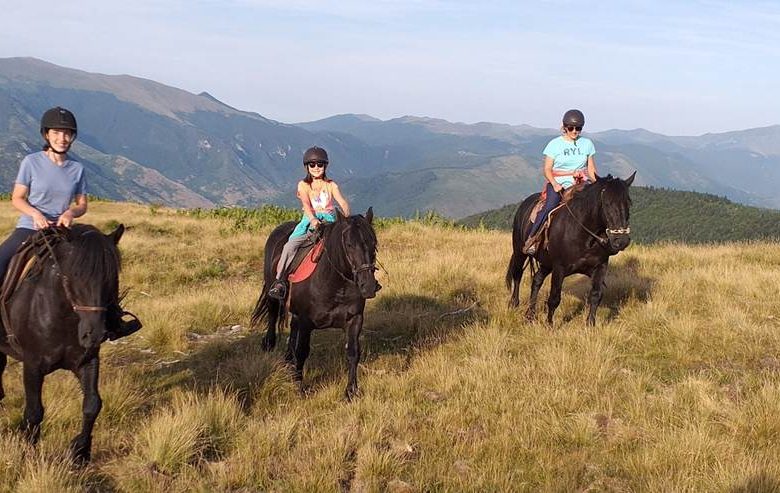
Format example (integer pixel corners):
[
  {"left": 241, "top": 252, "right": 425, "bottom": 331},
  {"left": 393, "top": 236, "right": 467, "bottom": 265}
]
[
  {"left": 0, "top": 224, "right": 126, "bottom": 463},
  {"left": 251, "top": 208, "right": 380, "bottom": 400},
  {"left": 506, "top": 173, "right": 635, "bottom": 326}
]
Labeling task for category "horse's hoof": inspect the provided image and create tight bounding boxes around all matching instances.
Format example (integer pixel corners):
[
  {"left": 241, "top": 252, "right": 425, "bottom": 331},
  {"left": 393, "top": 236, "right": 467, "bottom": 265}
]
[
  {"left": 260, "top": 337, "right": 276, "bottom": 352},
  {"left": 69, "top": 437, "right": 92, "bottom": 465},
  {"left": 344, "top": 387, "right": 361, "bottom": 402}
]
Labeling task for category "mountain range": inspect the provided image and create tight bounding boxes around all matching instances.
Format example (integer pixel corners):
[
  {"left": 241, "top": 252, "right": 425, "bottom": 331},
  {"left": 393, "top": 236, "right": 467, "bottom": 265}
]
[{"left": 1, "top": 57, "right": 778, "bottom": 218}]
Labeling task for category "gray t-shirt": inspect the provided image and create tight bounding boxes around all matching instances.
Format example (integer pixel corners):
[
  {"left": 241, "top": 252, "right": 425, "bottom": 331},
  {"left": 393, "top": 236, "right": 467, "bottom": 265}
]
[{"left": 14, "top": 151, "right": 87, "bottom": 230}]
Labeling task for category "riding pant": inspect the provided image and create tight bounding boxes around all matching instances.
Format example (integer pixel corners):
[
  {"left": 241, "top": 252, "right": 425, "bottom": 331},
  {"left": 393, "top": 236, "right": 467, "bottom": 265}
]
[
  {"left": 528, "top": 183, "right": 561, "bottom": 237},
  {"left": 0, "top": 228, "right": 36, "bottom": 284}
]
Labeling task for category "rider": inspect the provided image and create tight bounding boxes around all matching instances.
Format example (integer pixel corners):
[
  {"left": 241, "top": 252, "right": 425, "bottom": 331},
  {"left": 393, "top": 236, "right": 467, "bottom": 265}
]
[
  {"left": 268, "top": 146, "right": 351, "bottom": 300},
  {"left": 522, "top": 109, "right": 598, "bottom": 255},
  {"left": 0, "top": 106, "right": 140, "bottom": 340}
]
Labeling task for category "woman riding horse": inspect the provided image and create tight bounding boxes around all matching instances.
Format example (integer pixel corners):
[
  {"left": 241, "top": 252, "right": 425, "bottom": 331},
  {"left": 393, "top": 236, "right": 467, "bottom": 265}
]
[{"left": 0, "top": 107, "right": 139, "bottom": 340}]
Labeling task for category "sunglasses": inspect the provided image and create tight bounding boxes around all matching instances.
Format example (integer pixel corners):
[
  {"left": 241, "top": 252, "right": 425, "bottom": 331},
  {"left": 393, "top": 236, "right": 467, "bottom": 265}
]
[
  {"left": 565, "top": 126, "right": 583, "bottom": 132},
  {"left": 306, "top": 161, "right": 327, "bottom": 168}
]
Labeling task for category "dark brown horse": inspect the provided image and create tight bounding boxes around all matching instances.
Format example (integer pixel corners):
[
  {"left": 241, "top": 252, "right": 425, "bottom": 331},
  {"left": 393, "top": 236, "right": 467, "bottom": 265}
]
[
  {"left": 251, "top": 209, "right": 380, "bottom": 400},
  {"left": 506, "top": 173, "right": 635, "bottom": 326},
  {"left": 0, "top": 224, "right": 126, "bottom": 463}
]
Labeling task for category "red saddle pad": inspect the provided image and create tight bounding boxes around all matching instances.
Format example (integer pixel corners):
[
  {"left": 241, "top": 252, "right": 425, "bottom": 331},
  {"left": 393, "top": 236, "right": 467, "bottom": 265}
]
[{"left": 288, "top": 241, "right": 325, "bottom": 283}]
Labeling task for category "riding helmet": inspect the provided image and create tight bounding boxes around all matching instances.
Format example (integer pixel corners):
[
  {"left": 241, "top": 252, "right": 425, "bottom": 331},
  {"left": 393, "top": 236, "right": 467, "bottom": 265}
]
[
  {"left": 562, "top": 109, "right": 585, "bottom": 127},
  {"left": 303, "top": 146, "right": 328, "bottom": 164},
  {"left": 40, "top": 106, "right": 78, "bottom": 137}
]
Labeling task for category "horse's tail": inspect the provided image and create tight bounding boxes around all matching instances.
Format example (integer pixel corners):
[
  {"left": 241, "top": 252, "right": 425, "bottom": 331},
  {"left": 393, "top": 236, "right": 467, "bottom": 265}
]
[
  {"left": 251, "top": 280, "right": 287, "bottom": 332},
  {"left": 505, "top": 251, "right": 526, "bottom": 292}
]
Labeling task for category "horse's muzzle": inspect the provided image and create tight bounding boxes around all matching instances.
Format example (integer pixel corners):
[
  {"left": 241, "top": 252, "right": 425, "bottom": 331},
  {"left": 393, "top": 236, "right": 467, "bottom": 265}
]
[
  {"left": 607, "top": 233, "right": 631, "bottom": 252},
  {"left": 77, "top": 315, "right": 106, "bottom": 349}
]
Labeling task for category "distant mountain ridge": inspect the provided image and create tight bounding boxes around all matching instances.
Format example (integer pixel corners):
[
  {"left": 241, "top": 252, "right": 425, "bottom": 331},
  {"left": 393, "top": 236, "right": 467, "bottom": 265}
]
[{"left": 1, "top": 57, "right": 778, "bottom": 218}]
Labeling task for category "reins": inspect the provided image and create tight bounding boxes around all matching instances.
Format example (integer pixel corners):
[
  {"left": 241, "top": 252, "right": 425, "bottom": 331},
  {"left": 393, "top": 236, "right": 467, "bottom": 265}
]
[
  {"left": 39, "top": 230, "right": 108, "bottom": 313},
  {"left": 320, "top": 224, "right": 377, "bottom": 286},
  {"left": 563, "top": 186, "right": 631, "bottom": 248}
]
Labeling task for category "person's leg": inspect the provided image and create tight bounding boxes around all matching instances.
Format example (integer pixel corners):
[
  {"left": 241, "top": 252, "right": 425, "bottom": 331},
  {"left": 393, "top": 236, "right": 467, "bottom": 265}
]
[
  {"left": 523, "top": 184, "right": 561, "bottom": 254},
  {"left": 0, "top": 228, "right": 36, "bottom": 284},
  {"left": 269, "top": 234, "right": 310, "bottom": 299}
]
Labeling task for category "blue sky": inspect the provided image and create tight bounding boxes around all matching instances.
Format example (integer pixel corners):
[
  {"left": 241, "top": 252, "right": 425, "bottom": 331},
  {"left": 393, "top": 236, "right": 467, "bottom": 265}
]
[{"left": 1, "top": 0, "right": 777, "bottom": 135}]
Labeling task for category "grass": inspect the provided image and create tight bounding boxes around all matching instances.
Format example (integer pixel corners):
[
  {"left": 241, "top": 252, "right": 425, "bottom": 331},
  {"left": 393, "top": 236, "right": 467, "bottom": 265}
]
[{"left": 0, "top": 200, "right": 779, "bottom": 491}]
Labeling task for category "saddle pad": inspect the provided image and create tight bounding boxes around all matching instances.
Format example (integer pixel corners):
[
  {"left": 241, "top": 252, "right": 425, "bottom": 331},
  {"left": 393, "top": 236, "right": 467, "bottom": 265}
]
[{"left": 288, "top": 241, "right": 325, "bottom": 283}]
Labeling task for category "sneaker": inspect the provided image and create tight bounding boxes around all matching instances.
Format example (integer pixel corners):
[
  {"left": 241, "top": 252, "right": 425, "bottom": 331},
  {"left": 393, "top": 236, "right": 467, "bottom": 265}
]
[
  {"left": 105, "top": 308, "right": 143, "bottom": 341},
  {"left": 268, "top": 280, "right": 287, "bottom": 300}
]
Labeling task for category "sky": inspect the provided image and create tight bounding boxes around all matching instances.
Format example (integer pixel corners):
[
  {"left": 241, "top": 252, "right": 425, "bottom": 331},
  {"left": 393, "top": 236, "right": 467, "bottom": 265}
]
[{"left": 1, "top": 0, "right": 778, "bottom": 135}]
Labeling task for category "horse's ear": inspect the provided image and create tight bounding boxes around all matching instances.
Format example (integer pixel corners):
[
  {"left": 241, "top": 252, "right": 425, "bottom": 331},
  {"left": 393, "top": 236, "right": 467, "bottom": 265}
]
[
  {"left": 336, "top": 208, "right": 347, "bottom": 221},
  {"left": 624, "top": 171, "right": 637, "bottom": 187},
  {"left": 108, "top": 224, "right": 125, "bottom": 245},
  {"left": 595, "top": 173, "right": 602, "bottom": 181},
  {"left": 365, "top": 207, "right": 373, "bottom": 224}
]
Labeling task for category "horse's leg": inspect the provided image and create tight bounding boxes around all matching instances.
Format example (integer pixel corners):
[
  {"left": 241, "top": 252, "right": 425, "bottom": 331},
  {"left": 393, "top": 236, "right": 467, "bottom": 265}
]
[
  {"left": 20, "top": 363, "right": 44, "bottom": 444},
  {"left": 0, "top": 352, "right": 6, "bottom": 402},
  {"left": 292, "top": 320, "right": 312, "bottom": 386},
  {"left": 525, "top": 265, "right": 551, "bottom": 321},
  {"left": 546, "top": 265, "right": 566, "bottom": 326},
  {"left": 587, "top": 262, "right": 608, "bottom": 327},
  {"left": 284, "top": 314, "right": 298, "bottom": 366},
  {"left": 69, "top": 356, "right": 101, "bottom": 464},
  {"left": 261, "top": 297, "right": 279, "bottom": 351},
  {"left": 344, "top": 313, "right": 363, "bottom": 401}
]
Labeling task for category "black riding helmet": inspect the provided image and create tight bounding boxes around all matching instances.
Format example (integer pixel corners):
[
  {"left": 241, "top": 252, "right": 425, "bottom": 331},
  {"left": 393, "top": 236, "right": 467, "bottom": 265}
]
[
  {"left": 562, "top": 109, "right": 585, "bottom": 127},
  {"left": 40, "top": 106, "right": 78, "bottom": 137},
  {"left": 303, "top": 146, "right": 328, "bottom": 165}
]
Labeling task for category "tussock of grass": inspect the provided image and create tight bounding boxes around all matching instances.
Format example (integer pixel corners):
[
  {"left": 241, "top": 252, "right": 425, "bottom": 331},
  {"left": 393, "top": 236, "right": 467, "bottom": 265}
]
[{"left": 2, "top": 202, "right": 780, "bottom": 490}]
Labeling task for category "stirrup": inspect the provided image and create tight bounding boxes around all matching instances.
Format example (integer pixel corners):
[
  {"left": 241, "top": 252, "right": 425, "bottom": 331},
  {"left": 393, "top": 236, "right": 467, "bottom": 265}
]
[
  {"left": 522, "top": 235, "right": 539, "bottom": 255},
  {"left": 268, "top": 280, "right": 287, "bottom": 300}
]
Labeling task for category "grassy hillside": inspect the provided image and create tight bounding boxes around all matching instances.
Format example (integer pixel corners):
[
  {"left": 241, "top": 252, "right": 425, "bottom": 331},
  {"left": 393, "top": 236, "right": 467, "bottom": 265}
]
[
  {"left": 459, "top": 186, "right": 780, "bottom": 244},
  {"left": 1, "top": 201, "right": 780, "bottom": 491}
]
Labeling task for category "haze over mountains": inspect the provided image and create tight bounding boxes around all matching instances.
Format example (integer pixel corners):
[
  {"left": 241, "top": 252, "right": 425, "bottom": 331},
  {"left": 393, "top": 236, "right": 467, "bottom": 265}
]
[{"left": 1, "top": 57, "right": 778, "bottom": 218}]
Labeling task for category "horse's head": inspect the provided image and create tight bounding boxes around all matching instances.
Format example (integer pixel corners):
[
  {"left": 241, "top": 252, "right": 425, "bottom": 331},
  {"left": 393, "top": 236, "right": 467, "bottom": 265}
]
[
  {"left": 336, "top": 207, "right": 380, "bottom": 299},
  {"left": 59, "top": 224, "right": 124, "bottom": 349},
  {"left": 597, "top": 172, "right": 635, "bottom": 253}
]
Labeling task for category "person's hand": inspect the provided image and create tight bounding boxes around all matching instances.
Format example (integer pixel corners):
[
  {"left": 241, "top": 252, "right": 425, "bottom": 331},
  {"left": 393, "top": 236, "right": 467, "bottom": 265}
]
[
  {"left": 309, "top": 217, "right": 321, "bottom": 230},
  {"left": 32, "top": 211, "right": 51, "bottom": 230},
  {"left": 56, "top": 210, "right": 74, "bottom": 228},
  {"left": 552, "top": 182, "right": 564, "bottom": 193}
]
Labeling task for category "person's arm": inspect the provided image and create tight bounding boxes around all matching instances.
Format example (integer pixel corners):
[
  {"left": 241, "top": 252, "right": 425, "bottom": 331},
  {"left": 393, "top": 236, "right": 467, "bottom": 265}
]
[
  {"left": 587, "top": 155, "right": 598, "bottom": 182},
  {"left": 297, "top": 181, "right": 320, "bottom": 229},
  {"left": 57, "top": 194, "right": 88, "bottom": 227},
  {"left": 330, "top": 182, "right": 350, "bottom": 216},
  {"left": 11, "top": 184, "right": 49, "bottom": 229},
  {"left": 542, "top": 156, "right": 562, "bottom": 193}
]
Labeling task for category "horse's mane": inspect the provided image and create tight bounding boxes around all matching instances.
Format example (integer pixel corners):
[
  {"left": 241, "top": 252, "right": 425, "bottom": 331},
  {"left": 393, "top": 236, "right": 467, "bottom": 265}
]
[
  {"left": 569, "top": 175, "right": 629, "bottom": 212},
  {"left": 59, "top": 225, "right": 121, "bottom": 292},
  {"left": 323, "top": 215, "right": 378, "bottom": 254}
]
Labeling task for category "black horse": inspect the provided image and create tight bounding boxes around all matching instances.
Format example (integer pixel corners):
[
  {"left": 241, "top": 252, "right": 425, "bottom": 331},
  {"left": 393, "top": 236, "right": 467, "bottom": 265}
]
[
  {"left": 0, "top": 224, "right": 126, "bottom": 463},
  {"left": 251, "top": 208, "right": 380, "bottom": 400},
  {"left": 506, "top": 173, "right": 635, "bottom": 326}
]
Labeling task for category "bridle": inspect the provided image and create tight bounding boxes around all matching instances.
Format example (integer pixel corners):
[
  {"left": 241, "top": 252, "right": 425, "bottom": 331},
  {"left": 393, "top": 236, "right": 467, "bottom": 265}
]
[
  {"left": 40, "top": 230, "right": 109, "bottom": 313},
  {"left": 563, "top": 185, "right": 631, "bottom": 248},
  {"left": 321, "top": 224, "right": 377, "bottom": 285}
]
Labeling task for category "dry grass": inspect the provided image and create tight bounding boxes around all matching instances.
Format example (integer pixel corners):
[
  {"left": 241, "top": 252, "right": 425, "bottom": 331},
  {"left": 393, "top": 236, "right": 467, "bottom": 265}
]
[{"left": 1, "top": 201, "right": 780, "bottom": 491}]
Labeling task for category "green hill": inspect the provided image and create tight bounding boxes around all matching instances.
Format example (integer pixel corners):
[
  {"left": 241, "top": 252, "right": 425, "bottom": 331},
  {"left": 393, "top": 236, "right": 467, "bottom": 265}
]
[{"left": 458, "top": 186, "right": 780, "bottom": 244}]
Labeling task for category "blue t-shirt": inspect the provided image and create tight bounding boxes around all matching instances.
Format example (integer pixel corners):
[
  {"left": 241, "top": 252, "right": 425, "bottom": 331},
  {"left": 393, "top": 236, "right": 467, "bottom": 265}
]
[
  {"left": 542, "top": 136, "right": 596, "bottom": 188},
  {"left": 14, "top": 151, "right": 87, "bottom": 230}
]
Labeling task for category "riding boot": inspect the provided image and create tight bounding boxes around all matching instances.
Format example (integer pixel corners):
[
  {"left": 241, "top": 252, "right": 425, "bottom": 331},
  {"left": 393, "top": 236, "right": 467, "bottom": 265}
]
[
  {"left": 522, "top": 234, "right": 540, "bottom": 255},
  {"left": 105, "top": 304, "right": 142, "bottom": 341},
  {"left": 268, "top": 279, "right": 288, "bottom": 300}
]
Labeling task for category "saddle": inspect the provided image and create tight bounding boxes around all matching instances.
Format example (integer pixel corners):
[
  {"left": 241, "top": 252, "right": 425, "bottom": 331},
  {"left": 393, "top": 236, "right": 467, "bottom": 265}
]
[
  {"left": 527, "top": 182, "right": 589, "bottom": 251},
  {"left": 1, "top": 228, "right": 70, "bottom": 342},
  {"left": 277, "top": 229, "right": 326, "bottom": 285}
]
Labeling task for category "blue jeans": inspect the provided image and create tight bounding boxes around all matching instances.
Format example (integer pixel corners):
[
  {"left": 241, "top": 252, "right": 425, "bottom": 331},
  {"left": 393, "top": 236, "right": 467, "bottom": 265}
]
[
  {"left": 0, "top": 228, "right": 35, "bottom": 283},
  {"left": 528, "top": 183, "right": 561, "bottom": 237}
]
